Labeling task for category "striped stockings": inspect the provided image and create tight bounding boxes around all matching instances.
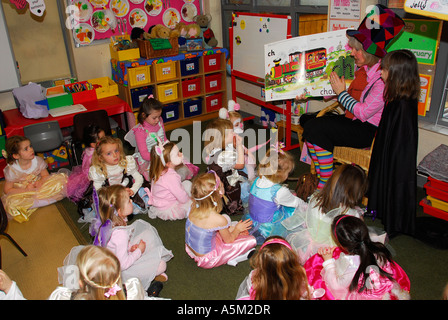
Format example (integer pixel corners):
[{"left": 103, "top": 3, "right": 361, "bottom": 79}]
[{"left": 305, "top": 141, "right": 334, "bottom": 189}]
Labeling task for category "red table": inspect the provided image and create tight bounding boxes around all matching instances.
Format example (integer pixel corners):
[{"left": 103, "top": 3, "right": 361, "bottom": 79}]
[{"left": 3, "top": 96, "right": 133, "bottom": 137}]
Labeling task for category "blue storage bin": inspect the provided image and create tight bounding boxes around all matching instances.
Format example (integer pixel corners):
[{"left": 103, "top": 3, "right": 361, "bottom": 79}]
[
  {"left": 183, "top": 98, "right": 202, "bottom": 118},
  {"left": 180, "top": 57, "right": 200, "bottom": 77},
  {"left": 130, "top": 86, "right": 153, "bottom": 110},
  {"left": 162, "top": 103, "right": 180, "bottom": 123}
]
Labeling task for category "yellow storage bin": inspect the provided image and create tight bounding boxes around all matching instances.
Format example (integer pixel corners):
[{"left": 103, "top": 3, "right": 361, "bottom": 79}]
[
  {"left": 154, "top": 61, "right": 177, "bottom": 82},
  {"left": 157, "top": 82, "right": 178, "bottom": 103},
  {"left": 428, "top": 196, "right": 448, "bottom": 212},
  {"left": 88, "top": 77, "right": 119, "bottom": 99},
  {"left": 109, "top": 34, "right": 140, "bottom": 61},
  {"left": 128, "top": 65, "right": 151, "bottom": 87}
]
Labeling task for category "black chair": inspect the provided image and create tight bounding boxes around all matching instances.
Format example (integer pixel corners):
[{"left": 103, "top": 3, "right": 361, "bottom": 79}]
[
  {"left": 23, "top": 120, "right": 73, "bottom": 167},
  {"left": 70, "top": 110, "right": 112, "bottom": 165},
  {"left": 0, "top": 199, "right": 27, "bottom": 269}
]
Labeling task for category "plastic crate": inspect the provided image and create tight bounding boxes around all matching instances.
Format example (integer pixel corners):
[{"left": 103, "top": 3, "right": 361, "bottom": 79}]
[
  {"left": 65, "top": 81, "right": 97, "bottom": 104},
  {"left": 157, "top": 82, "right": 178, "bottom": 103},
  {"left": 420, "top": 198, "right": 448, "bottom": 221},
  {"left": 428, "top": 176, "right": 448, "bottom": 192},
  {"left": 154, "top": 61, "right": 177, "bottom": 82},
  {"left": 180, "top": 57, "right": 200, "bottom": 76},
  {"left": 183, "top": 98, "right": 203, "bottom": 118},
  {"left": 205, "top": 73, "right": 222, "bottom": 93},
  {"left": 88, "top": 77, "right": 119, "bottom": 99},
  {"left": 46, "top": 92, "right": 73, "bottom": 109},
  {"left": 109, "top": 34, "right": 140, "bottom": 61},
  {"left": 128, "top": 65, "right": 151, "bottom": 87},
  {"left": 181, "top": 77, "right": 201, "bottom": 98},
  {"left": 203, "top": 53, "right": 221, "bottom": 73},
  {"left": 130, "top": 86, "right": 153, "bottom": 110},
  {"left": 427, "top": 196, "right": 448, "bottom": 212},
  {"left": 424, "top": 180, "right": 448, "bottom": 202},
  {"left": 205, "top": 92, "right": 222, "bottom": 112},
  {"left": 162, "top": 103, "right": 180, "bottom": 123}
]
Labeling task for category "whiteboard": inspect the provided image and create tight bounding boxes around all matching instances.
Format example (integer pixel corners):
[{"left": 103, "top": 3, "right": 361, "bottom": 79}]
[
  {"left": 0, "top": 4, "right": 20, "bottom": 92},
  {"left": 231, "top": 12, "right": 291, "bottom": 79}
]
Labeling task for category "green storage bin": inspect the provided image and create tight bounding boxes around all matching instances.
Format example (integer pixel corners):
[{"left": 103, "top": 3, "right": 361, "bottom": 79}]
[{"left": 46, "top": 93, "right": 73, "bottom": 109}]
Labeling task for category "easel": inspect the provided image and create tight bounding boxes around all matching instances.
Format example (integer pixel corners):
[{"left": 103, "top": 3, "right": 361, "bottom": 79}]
[{"left": 229, "top": 12, "right": 300, "bottom": 151}]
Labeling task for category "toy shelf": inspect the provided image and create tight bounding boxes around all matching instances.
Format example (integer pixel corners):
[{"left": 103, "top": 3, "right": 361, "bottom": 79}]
[{"left": 112, "top": 48, "right": 228, "bottom": 131}]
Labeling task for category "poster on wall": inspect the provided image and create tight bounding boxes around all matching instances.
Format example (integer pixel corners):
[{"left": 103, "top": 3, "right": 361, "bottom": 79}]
[
  {"left": 387, "top": 19, "right": 442, "bottom": 65},
  {"left": 404, "top": 0, "right": 448, "bottom": 21},
  {"left": 328, "top": 0, "right": 361, "bottom": 31},
  {"left": 66, "top": 0, "right": 200, "bottom": 46},
  {"left": 264, "top": 29, "right": 354, "bottom": 101},
  {"left": 419, "top": 74, "right": 432, "bottom": 116}
]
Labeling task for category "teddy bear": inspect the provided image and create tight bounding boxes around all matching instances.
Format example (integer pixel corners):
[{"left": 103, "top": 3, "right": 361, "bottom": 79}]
[
  {"left": 144, "top": 24, "right": 176, "bottom": 39},
  {"left": 193, "top": 14, "right": 218, "bottom": 48}
]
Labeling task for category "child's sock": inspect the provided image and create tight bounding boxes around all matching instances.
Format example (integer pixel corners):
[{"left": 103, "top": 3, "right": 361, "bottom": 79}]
[{"left": 313, "top": 144, "right": 334, "bottom": 189}]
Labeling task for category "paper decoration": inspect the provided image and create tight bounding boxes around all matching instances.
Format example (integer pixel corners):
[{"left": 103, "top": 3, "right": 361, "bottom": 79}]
[
  {"left": 405, "top": 0, "right": 448, "bottom": 21},
  {"left": 9, "top": 0, "right": 46, "bottom": 17}
]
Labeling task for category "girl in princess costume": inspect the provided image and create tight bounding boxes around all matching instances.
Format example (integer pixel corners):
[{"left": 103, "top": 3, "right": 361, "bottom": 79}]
[
  {"left": 66, "top": 124, "right": 105, "bottom": 215},
  {"left": 305, "top": 215, "right": 410, "bottom": 300},
  {"left": 284, "top": 163, "right": 387, "bottom": 264},
  {"left": 88, "top": 136, "right": 147, "bottom": 213},
  {"left": 243, "top": 144, "right": 307, "bottom": 244},
  {"left": 87, "top": 185, "right": 173, "bottom": 291},
  {"left": 185, "top": 171, "right": 257, "bottom": 268},
  {"left": 124, "top": 95, "right": 198, "bottom": 182},
  {"left": 143, "top": 139, "right": 192, "bottom": 220},
  {"left": 2, "top": 135, "right": 67, "bottom": 222}
]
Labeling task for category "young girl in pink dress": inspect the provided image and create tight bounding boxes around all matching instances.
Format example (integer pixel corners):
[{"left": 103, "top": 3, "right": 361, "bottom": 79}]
[
  {"left": 185, "top": 171, "right": 257, "bottom": 269},
  {"left": 66, "top": 125, "right": 105, "bottom": 211},
  {"left": 124, "top": 95, "right": 198, "bottom": 182},
  {"left": 143, "top": 140, "right": 192, "bottom": 220},
  {"left": 305, "top": 215, "right": 411, "bottom": 300},
  {"left": 2, "top": 135, "right": 67, "bottom": 222}
]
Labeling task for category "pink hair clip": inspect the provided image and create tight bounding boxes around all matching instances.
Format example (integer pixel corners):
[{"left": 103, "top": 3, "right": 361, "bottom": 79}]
[
  {"left": 104, "top": 284, "right": 121, "bottom": 298},
  {"left": 271, "top": 141, "right": 286, "bottom": 154}
]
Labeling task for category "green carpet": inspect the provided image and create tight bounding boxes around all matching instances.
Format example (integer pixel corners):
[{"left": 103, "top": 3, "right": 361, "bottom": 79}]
[{"left": 57, "top": 122, "right": 448, "bottom": 300}]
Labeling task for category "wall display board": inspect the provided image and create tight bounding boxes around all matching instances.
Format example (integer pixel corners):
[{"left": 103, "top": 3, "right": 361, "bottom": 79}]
[
  {"left": 66, "top": 0, "right": 200, "bottom": 46},
  {"left": 264, "top": 29, "right": 354, "bottom": 101}
]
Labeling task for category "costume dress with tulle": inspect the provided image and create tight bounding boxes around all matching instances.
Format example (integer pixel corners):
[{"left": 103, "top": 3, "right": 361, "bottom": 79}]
[
  {"left": 243, "top": 176, "right": 304, "bottom": 243},
  {"left": 304, "top": 247, "right": 411, "bottom": 300},
  {"left": 144, "top": 167, "right": 192, "bottom": 220},
  {"left": 285, "top": 194, "right": 365, "bottom": 264},
  {"left": 2, "top": 156, "right": 67, "bottom": 222},
  {"left": 126, "top": 120, "right": 199, "bottom": 181},
  {"left": 207, "top": 145, "right": 248, "bottom": 215},
  {"left": 185, "top": 212, "right": 256, "bottom": 269},
  {"left": 66, "top": 147, "right": 94, "bottom": 203}
]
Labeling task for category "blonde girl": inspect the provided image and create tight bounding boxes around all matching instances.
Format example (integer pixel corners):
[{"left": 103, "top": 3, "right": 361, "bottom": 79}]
[
  {"left": 243, "top": 144, "right": 305, "bottom": 244},
  {"left": 204, "top": 118, "right": 247, "bottom": 215},
  {"left": 236, "top": 236, "right": 314, "bottom": 300},
  {"left": 91, "top": 185, "right": 173, "bottom": 291},
  {"left": 2, "top": 135, "right": 67, "bottom": 222},
  {"left": 50, "top": 245, "right": 163, "bottom": 300},
  {"left": 88, "top": 136, "right": 146, "bottom": 211},
  {"left": 185, "top": 171, "right": 256, "bottom": 268},
  {"left": 143, "top": 140, "right": 192, "bottom": 220}
]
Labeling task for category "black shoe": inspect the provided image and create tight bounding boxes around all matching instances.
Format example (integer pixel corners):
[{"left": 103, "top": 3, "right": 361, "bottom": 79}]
[{"left": 147, "top": 281, "right": 163, "bottom": 297}]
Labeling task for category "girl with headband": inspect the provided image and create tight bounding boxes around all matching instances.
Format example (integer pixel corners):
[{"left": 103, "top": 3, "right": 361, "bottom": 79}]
[
  {"left": 185, "top": 171, "right": 256, "bottom": 268},
  {"left": 304, "top": 215, "right": 410, "bottom": 300},
  {"left": 143, "top": 139, "right": 192, "bottom": 220}
]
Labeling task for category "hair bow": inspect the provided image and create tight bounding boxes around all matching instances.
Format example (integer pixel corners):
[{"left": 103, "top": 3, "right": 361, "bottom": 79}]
[
  {"left": 271, "top": 141, "right": 285, "bottom": 154},
  {"left": 104, "top": 284, "right": 122, "bottom": 298}
]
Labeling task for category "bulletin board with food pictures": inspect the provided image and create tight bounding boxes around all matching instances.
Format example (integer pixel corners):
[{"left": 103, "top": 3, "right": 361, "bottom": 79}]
[{"left": 67, "top": 0, "right": 201, "bottom": 46}]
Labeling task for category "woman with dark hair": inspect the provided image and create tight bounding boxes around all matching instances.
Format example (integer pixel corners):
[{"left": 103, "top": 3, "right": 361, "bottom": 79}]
[{"left": 367, "top": 49, "right": 421, "bottom": 237}]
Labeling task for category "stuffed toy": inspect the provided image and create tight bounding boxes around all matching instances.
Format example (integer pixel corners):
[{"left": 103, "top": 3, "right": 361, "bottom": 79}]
[
  {"left": 186, "top": 23, "right": 201, "bottom": 39},
  {"left": 145, "top": 24, "right": 174, "bottom": 39},
  {"left": 193, "top": 14, "right": 218, "bottom": 48},
  {"left": 171, "top": 22, "right": 188, "bottom": 46}
]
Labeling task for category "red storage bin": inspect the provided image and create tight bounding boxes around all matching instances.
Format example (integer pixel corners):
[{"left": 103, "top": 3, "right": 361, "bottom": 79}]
[
  {"left": 420, "top": 198, "right": 448, "bottom": 221},
  {"left": 205, "top": 93, "right": 222, "bottom": 112},
  {"left": 203, "top": 53, "right": 221, "bottom": 73},
  {"left": 424, "top": 179, "right": 448, "bottom": 202},
  {"left": 205, "top": 73, "right": 222, "bottom": 93},
  {"left": 65, "top": 81, "right": 97, "bottom": 104},
  {"left": 182, "top": 77, "right": 201, "bottom": 98}
]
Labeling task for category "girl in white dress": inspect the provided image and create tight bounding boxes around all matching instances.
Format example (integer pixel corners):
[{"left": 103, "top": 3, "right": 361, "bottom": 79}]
[{"left": 2, "top": 135, "right": 67, "bottom": 222}]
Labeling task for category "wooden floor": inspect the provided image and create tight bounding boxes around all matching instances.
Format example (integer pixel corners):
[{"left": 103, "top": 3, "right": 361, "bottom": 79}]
[{"left": 1, "top": 182, "right": 80, "bottom": 300}]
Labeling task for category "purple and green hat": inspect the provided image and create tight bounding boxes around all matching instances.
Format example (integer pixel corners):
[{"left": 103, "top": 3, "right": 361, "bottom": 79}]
[{"left": 346, "top": 4, "right": 405, "bottom": 58}]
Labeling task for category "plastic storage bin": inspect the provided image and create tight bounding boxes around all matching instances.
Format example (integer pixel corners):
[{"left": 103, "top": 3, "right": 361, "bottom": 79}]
[
  {"left": 420, "top": 198, "right": 448, "bottom": 221},
  {"left": 205, "top": 73, "right": 222, "bottom": 93},
  {"left": 157, "top": 82, "right": 178, "bottom": 103},
  {"left": 65, "top": 81, "right": 97, "bottom": 104},
  {"left": 203, "top": 53, "right": 221, "bottom": 73},
  {"left": 155, "top": 61, "right": 177, "bottom": 82},
  {"left": 128, "top": 65, "right": 151, "bottom": 87},
  {"left": 183, "top": 98, "right": 203, "bottom": 118},
  {"left": 181, "top": 77, "right": 201, "bottom": 98},
  {"left": 162, "top": 103, "right": 180, "bottom": 123},
  {"left": 88, "top": 77, "right": 119, "bottom": 99},
  {"left": 205, "top": 92, "right": 222, "bottom": 112},
  {"left": 131, "top": 86, "right": 153, "bottom": 109},
  {"left": 110, "top": 35, "right": 140, "bottom": 61},
  {"left": 180, "top": 57, "right": 200, "bottom": 76}
]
